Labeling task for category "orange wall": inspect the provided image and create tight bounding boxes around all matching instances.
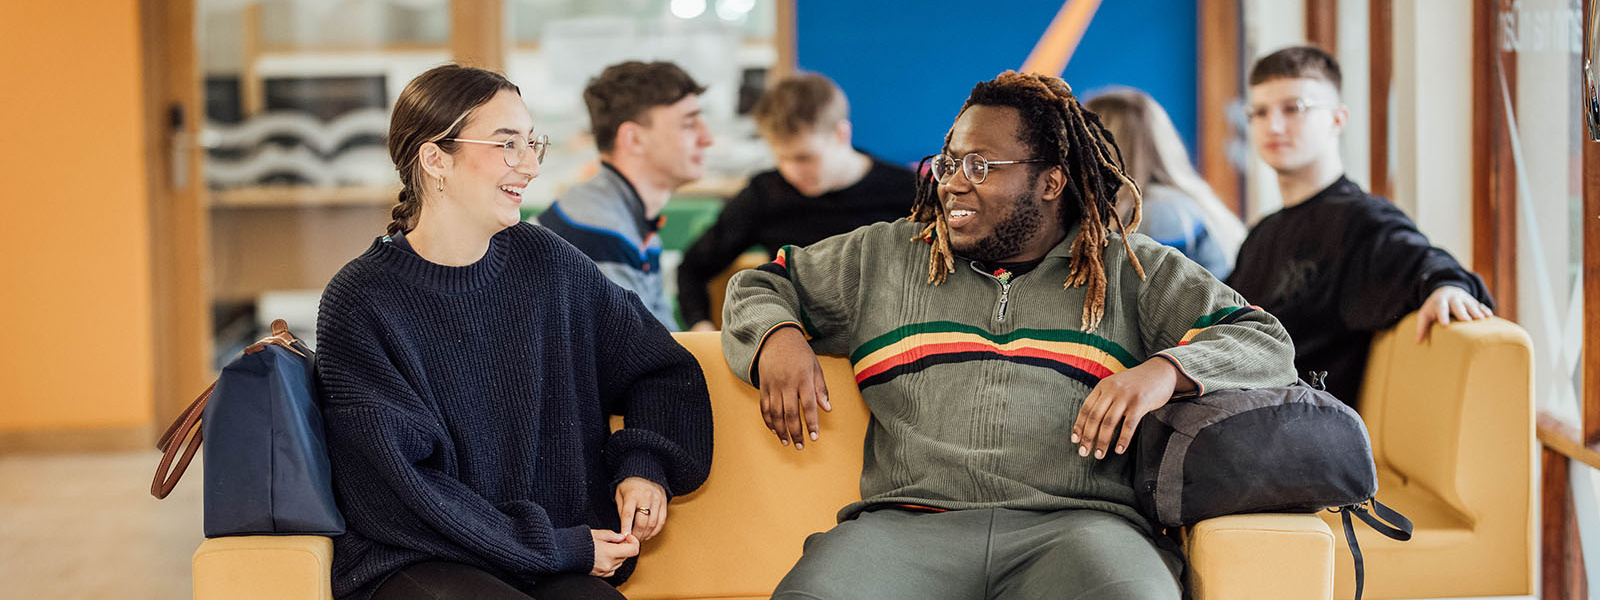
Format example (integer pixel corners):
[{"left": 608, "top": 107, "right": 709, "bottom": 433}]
[{"left": 0, "top": 1, "right": 153, "bottom": 432}]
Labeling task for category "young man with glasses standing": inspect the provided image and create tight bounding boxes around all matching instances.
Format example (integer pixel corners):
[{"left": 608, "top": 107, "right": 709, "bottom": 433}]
[
  {"left": 721, "top": 71, "right": 1297, "bottom": 599},
  {"left": 1226, "top": 46, "right": 1494, "bottom": 407},
  {"left": 537, "top": 61, "right": 714, "bottom": 330}
]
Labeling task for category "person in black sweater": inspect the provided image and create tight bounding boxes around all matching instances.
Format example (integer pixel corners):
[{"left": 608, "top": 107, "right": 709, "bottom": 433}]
[
  {"left": 1226, "top": 46, "right": 1494, "bottom": 405},
  {"left": 677, "top": 73, "right": 915, "bottom": 331},
  {"left": 316, "top": 65, "right": 713, "bottom": 600}
]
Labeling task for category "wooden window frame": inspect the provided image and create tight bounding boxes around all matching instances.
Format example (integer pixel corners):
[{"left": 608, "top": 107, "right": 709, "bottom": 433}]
[
  {"left": 1370, "top": 0, "right": 1392, "bottom": 200},
  {"left": 1307, "top": 0, "right": 1338, "bottom": 55},
  {"left": 1478, "top": 0, "right": 1600, "bottom": 597},
  {"left": 1198, "top": 0, "right": 1243, "bottom": 217}
]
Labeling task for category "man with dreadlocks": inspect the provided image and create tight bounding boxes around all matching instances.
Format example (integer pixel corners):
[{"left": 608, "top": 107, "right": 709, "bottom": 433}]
[{"left": 720, "top": 71, "right": 1297, "bottom": 598}]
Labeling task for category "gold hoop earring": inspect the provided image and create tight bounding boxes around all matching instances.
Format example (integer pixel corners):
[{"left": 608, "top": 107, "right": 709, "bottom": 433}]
[{"left": 437, "top": 176, "right": 445, "bottom": 193}]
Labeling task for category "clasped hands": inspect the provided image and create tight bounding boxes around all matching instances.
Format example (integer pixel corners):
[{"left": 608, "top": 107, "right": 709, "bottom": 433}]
[{"left": 591, "top": 476, "right": 667, "bottom": 577}]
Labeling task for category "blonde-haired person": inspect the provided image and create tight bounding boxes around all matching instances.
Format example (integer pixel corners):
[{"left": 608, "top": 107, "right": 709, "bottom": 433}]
[
  {"left": 677, "top": 72, "right": 915, "bottom": 331},
  {"left": 1086, "top": 87, "right": 1246, "bottom": 279},
  {"left": 316, "top": 64, "right": 712, "bottom": 600}
]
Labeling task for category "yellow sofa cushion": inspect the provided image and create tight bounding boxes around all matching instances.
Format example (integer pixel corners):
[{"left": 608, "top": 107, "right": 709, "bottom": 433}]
[
  {"left": 1185, "top": 514, "right": 1334, "bottom": 600},
  {"left": 192, "top": 535, "right": 333, "bottom": 600}
]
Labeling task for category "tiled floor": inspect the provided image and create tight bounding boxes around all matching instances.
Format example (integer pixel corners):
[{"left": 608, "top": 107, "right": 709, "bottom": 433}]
[{"left": 0, "top": 451, "right": 202, "bottom": 599}]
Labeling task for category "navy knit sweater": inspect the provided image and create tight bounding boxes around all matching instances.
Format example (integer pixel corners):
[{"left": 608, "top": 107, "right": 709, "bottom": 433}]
[{"left": 316, "top": 223, "right": 713, "bottom": 600}]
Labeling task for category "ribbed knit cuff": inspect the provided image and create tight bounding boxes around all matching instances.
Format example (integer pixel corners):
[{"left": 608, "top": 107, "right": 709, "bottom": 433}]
[
  {"left": 748, "top": 321, "right": 804, "bottom": 387},
  {"left": 1152, "top": 353, "right": 1203, "bottom": 398},
  {"left": 551, "top": 525, "right": 597, "bottom": 574},
  {"left": 610, "top": 451, "right": 673, "bottom": 498}
]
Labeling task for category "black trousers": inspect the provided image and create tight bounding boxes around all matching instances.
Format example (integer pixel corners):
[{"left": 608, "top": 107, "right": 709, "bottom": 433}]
[{"left": 372, "top": 561, "right": 627, "bottom": 600}]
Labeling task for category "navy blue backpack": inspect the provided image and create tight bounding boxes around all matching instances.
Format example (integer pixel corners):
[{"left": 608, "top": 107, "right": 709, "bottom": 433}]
[{"left": 151, "top": 319, "right": 345, "bottom": 537}]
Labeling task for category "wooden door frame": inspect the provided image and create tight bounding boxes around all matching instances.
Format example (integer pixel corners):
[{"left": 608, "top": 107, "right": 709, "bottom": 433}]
[
  {"left": 142, "top": 0, "right": 213, "bottom": 430},
  {"left": 1483, "top": 0, "right": 1600, "bottom": 597},
  {"left": 1369, "top": 0, "right": 1392, "bottom": 200},
  {"left": 1198, "top": 0, "right": 1243, "bottom": 217},
  {"left": 1472, "top": 0, "right": 1518, "bottom": 324},
  {"left": 1307, "top": 0, "right": 1338, "bottom": 55}
]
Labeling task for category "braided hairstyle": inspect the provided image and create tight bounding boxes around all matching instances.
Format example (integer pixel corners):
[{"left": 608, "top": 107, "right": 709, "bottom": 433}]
[
  {"left": 386, "top": 64, "right": 520, "bottom": 237},
  {"left": 908, "top": 70, "right": 1144, "bottom": 333}
]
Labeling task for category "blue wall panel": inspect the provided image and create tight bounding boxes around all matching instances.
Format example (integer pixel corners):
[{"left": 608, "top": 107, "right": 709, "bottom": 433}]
[{"left": 796, "top": 0, "right": 1198, "bottom": 168}]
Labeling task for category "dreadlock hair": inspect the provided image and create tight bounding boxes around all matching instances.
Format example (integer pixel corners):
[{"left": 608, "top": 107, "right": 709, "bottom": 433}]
[{"left": 908, "top": 70, "right": 1144, "bottom": 333}]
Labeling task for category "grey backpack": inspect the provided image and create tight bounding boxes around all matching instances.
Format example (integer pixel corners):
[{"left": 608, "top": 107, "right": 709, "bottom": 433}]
[{"left": 1132, "top": 379, "right": 1412, "bottom": 600}]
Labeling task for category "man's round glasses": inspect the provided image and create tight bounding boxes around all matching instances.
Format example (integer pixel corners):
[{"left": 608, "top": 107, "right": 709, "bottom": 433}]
[
  {"left": 1244, "top": 98, "right": 1335, "bottom": 124},
  {"left": 445, "top": 134, "right": 550, "bottom": 168},
  {"left": 930, "top": 153, "right": 1049, "bottom": 185}
]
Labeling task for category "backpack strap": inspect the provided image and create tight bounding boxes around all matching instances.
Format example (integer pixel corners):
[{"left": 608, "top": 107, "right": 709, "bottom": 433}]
[
  {"left": 150, "top": 381, "right": 214, "bottom": 499},
  {"left": 1334, "top": 499, "right": 1415, "bottom": 600},
  {"left": 1339, "top": 509, "right": 1365, "bottom": 600},
  {"left": 1350, "top": 499, "right": 1414, "bottom": 541}
]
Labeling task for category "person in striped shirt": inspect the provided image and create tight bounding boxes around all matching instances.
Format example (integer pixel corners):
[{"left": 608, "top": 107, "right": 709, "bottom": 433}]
[{"left": 721, "top": 71, "right": 1297, "bottom": 600}]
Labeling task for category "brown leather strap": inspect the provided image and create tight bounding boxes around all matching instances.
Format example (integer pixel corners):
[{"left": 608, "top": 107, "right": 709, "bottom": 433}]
[
  {"left": 151, "top": 381, "right": 214, "bottom": 499},
  {"left": 150, "top": 320, "right": 306, "bottom": 500}
]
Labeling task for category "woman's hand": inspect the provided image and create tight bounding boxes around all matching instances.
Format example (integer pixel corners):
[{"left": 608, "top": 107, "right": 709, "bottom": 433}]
[
  {"left": 589, "top": 529, "right": 639, "bottom": 578},
  {"left": 615, "top": 476, "right": 668, "bottom": 541}
]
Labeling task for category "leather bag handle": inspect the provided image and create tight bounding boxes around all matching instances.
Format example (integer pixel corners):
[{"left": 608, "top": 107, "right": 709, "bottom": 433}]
[
  {"left": 149, "top": 320, "right": 305, "bottom": 499},
  {"left": 245, "top": 319, "right": 305, "bottom": 358},
  {"left": 150, "top": 381, "right": 213, "bottom": 499}
]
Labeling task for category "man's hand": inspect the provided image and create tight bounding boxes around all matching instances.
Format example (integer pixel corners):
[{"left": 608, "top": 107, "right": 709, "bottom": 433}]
[
  {"left": 1416, "top": 285, "right": 1493, "bottom": 342},
  {"left": 689, "top": 320, "right": 717, "bottom": 332},
  {"left": 755, "top": 326, "right": 831, "bottom": 450},
  {"left": 589, "top": 529, "right": 639, "bottom": 578},
  {"left": 1072, "top": 357, "right": 1196, "bottom": 460},
  {"left": 615, "top": 477, "right": 667, "bottom": 541}
]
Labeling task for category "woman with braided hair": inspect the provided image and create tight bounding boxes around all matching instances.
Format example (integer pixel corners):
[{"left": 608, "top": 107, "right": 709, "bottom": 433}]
[
  {"left": 721, "top": 70, "right": 1296, "bottom": 598},
  {"left": 316, "top": 65, "right": 712, "bottom": 600}
]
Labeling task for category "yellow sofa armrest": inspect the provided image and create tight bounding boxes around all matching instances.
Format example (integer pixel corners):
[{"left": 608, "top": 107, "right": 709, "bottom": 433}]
[
  {"left": 1342, "top": 314, "right": 1535, "bottom": 598},
  {"left": 1360, "top": 314, "right": 1533, "bottom": 515},
  {"left": 1184, "top": 513, "right": 1334, "bottom": 600},
  {"left": 193, "top": 535, "right": 333, "bottom": 600}
]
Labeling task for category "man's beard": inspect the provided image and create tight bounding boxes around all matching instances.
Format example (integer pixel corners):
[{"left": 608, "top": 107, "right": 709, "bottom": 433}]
[{"left": 951, "top": 191, "right": 1046, "bottom": 263}]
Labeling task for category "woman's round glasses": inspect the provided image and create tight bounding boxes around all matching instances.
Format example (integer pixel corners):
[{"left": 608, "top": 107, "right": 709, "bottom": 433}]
[{"left": 445, "top": 134, "right": 550, "bottom": 168}]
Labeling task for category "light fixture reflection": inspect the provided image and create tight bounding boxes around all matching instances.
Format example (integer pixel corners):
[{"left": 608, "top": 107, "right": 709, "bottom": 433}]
[
  {"left": 715, "top": 0, "right": 755, "bottom": 22},
  {"left": 671, "top": 0, "right": 706, "bottom": 19}
]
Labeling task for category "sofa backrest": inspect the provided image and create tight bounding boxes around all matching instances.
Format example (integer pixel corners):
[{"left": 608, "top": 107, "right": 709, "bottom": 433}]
[
  {"left": 1357, "top": 314, "right": 1534, "bottom": 529},
  {"left": 616, "top": 331, "right": 869, "bottom": 600}
]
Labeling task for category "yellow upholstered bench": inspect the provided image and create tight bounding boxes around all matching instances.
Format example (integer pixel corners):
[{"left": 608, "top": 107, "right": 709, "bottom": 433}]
[
  {"left": 193, "top": 535, "right": 333, "bottom": 600},
  {"left": 191, "top": 331, "right": 1335, "bottom": 599},
  {"left": 1319, "top": 314, "right": 1534, "bottom": 599}
]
